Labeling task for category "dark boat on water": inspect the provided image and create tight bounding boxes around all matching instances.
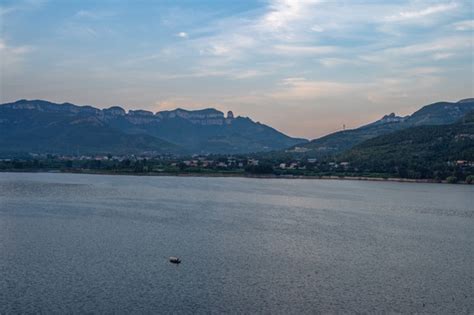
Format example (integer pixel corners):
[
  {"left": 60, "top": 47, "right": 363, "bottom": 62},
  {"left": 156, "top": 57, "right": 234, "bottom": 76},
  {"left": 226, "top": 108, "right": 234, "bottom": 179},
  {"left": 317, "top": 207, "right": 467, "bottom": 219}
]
[{"left": 169, "top": 256, "right": 181, "bottom": 264}]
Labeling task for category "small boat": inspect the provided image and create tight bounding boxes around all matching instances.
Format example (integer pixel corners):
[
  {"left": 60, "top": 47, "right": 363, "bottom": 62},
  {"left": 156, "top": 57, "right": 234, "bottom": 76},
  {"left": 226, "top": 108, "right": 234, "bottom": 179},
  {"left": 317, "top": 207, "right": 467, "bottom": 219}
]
[{"left": 169, "top": 256, "right": 181, "bottom": 264}]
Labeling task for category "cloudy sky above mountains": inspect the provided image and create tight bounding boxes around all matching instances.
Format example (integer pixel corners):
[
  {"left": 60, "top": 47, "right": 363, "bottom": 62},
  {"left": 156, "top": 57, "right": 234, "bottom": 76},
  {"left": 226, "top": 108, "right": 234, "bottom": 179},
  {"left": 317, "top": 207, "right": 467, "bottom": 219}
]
[{"left": 1, "top": 0, "right": 473, "bottom": 138}]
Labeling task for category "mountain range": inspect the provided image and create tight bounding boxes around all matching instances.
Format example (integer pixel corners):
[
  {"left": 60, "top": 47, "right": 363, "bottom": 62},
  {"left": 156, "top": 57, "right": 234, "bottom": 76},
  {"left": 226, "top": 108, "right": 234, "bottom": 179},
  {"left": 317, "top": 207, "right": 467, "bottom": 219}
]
[
  {"left": 0, "top": 99, "right": 306, "bottom": 155},
  {"left": 1, "top": 98, "right": 473, "bottom": 158},
  {"left": 291, "top": 98, "right": 474, "bottom": 157}
]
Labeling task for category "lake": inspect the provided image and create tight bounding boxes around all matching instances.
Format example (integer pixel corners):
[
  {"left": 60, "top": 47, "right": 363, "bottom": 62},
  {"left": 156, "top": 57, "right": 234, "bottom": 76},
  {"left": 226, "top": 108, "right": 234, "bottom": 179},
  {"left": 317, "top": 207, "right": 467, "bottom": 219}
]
[{"left": 0, "top": 172, "right": 473, "bottom": 313}]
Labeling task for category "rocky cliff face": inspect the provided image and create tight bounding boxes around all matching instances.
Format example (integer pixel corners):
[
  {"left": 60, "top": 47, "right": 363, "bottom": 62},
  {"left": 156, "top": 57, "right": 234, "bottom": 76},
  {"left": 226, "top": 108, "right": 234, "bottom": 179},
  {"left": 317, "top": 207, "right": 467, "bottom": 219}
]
[
  {"left": 2, "top": 100, "right": 236, "bottom": 126},
  {"left": 365, "top": 113, "right": 407, "bottom": 127},
  {"left": 4, "top": 100, "right": 101, "bottom": 115},
  {"left": 158, "top": 108, "right": 230, "bottom": 126}
]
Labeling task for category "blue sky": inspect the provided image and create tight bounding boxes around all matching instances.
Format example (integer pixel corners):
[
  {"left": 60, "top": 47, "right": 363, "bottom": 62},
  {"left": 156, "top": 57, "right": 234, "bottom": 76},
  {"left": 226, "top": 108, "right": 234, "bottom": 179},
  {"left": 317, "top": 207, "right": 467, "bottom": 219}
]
[{"left": 1, "top": 0, "right": 473, "bottom": 138}]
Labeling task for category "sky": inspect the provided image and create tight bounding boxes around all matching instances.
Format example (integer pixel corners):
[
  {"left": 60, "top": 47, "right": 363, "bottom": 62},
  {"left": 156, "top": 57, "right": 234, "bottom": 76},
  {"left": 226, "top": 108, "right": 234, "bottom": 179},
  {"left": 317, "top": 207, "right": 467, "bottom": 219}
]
[{"left": 0, "top": 0, "right": 473, "bottom": 139}]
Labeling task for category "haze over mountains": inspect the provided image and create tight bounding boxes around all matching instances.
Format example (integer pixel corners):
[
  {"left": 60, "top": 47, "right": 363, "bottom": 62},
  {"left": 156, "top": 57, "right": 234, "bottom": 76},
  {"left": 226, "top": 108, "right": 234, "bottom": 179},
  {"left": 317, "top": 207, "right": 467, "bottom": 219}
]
[
  {"left": 1, "top": 98, "right": 473, "bottom": 157},
  {"left": 0, "top": 100, "right": 306, "bottom": 155}
]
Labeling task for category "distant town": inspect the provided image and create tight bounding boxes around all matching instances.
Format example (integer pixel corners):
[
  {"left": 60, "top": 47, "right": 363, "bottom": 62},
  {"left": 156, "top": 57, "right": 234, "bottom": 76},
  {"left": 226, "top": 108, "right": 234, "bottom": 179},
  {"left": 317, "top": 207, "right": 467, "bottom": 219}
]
[
  {"left": 0, "top": 152, "right": 341, "bottom": 174},
  {"left": 1, "top": 152, "right": 473, "bottom": 184}
]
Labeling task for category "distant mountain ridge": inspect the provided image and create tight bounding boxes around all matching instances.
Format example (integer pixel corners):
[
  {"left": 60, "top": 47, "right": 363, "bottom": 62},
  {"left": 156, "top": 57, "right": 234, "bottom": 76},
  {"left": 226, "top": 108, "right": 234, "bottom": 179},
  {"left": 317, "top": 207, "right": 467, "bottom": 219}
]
[
  {"left": 4, "top": 99, "right": 231, "bottom": 124},
  {"left": 340, "top": 110, "right": 474, "bottom": 179},
  {"left": 293, "top": 98, "right": 474, "bottom": 157},
  {"left": 0, "top": 99, "right": 306, "bottom": 155}
]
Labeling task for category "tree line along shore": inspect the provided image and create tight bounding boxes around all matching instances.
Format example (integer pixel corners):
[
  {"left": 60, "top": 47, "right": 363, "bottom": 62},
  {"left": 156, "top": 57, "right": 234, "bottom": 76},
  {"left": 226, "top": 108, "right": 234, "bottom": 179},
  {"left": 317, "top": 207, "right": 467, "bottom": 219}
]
[{"left": 1, "top": 154, "right": 472, "bottom": 184}]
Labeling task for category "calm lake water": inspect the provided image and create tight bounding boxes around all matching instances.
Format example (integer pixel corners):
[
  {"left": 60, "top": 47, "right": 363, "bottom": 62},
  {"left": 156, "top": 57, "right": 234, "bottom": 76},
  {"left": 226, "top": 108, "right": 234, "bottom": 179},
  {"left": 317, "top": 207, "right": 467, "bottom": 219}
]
[{"left": 0, "top": 172, "right": 473, "bottom": 313}]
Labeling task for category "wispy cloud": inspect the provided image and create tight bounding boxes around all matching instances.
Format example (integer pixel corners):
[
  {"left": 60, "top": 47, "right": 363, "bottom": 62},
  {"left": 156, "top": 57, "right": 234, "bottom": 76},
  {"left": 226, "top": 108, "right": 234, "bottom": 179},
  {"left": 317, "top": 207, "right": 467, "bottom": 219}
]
[
  {"left": 270, "top": 77, "right": 357, "bottom": 101},
  {"left": 453, "top": 20, "right": 474, "bottom": 31},
  {"left": 319, "top": 58, "right": 360, "bottom": 67},
  {"left": 259, "top": 0, "right": 321, "bottom": 32},
  {"left": 383, "top": 36, "right": 470, "bottom": 55},
  {"left": 194, "top": 33, "right": 258, "bottom": 61},
  {"left": 0, "top": 38, "right": 33, "bottom": 70},
  {"left": 74, "top": 9, "right": 116, "bottom": 19},
  {"left": 0, "top": 5, "right": 16, "bottom": 16},
  {"left": 58, "top": 24, "right": 101, "bottom": 39},
  {"left": 384, "top": 2, "right": 458, "bottom": 22},
  {"left": 0, "top": 0, "right": 47, "bottom": 16},
  {"left": 273, "top": 45, "right": 336, "bottom": 56},
  {"left": 310, "top": 25, "right": 324, "bottom": 32}
]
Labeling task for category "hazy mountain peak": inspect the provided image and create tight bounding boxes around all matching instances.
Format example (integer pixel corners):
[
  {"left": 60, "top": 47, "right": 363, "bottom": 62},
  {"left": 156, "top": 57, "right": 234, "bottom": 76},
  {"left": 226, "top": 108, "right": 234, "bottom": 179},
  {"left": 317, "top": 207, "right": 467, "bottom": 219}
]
[
  {"left": 380, "top": 112, "right": 405, "bottom": 121},
  {"left": 103, "top": 106, "right": 126, "bottom": 116},
  {"left": 363, "top": 112, "right": 406, "bottom": 128},
  {"left": 157, "top": 107, "right": 226, "bottom": 123}
]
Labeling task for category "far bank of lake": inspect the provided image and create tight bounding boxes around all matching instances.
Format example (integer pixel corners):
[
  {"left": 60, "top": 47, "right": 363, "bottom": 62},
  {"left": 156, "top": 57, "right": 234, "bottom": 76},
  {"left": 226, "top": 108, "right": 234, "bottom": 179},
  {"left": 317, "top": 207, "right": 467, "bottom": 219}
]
[{"left": 1, "top": 169, "right": 472, "bottom": 185}]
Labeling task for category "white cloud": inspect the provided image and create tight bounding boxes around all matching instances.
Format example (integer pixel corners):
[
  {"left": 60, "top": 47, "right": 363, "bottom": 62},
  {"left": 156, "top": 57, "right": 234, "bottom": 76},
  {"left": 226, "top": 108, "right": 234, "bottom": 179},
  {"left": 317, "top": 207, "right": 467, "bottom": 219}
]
[
  {"left": 273, "top": 45, "right": 336, "bottom": 56},
  {"left": 385, "top": 2, "right": 458, "bottom": 22},
  {"left": 310, "top": 25, "right": 324, "bottom": 32},
  {"left": 0, "top": 39, "right": 32, "bottom": 56},
  {"left": 0, "top": 6, "right": 16, "bottom": 16},
  {"left": 432, "top": 52, "right": 455, "bottom": 60},
  {"left": 402, "top": 67, "right": 442, "bottom": 76},
  {"left": 0, "top": 39, "right": 33, "bottom": 70},
  {"left": 177, "top": 32, "right": 188, "bottom": 38},
  {"left": 453, "top": 20, "right": 474, "bottom": 31},
  {"left": 60, "top": 25, "right": 99, "bottom": 38},
  {"left": 259, "top": 0, "right": 321, "bottom": 31},
  {"left": 146, "top": 0, "right": 386, "bottom": 78},
  {"left": 319, "top": 58, "right": 358, "bottom": 67},
  {"left": 383, "top": 36, "right": 470, "bottom": 55},
  {"left": 198, "top": 34, "right": 257, "bottom": 59},
  {"left": 271, "top": 77, "right": 356, "bottom": 100},
  {"left": 270, "top": 71, "right": 448, "bottom": 112}
]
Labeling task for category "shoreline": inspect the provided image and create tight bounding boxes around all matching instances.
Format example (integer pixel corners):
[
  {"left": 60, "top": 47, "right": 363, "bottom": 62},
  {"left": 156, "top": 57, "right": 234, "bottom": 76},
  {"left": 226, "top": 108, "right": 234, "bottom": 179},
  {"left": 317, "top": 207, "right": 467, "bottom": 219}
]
[{"left": 1, "top": 169, "right": 467, "bottom": 185}]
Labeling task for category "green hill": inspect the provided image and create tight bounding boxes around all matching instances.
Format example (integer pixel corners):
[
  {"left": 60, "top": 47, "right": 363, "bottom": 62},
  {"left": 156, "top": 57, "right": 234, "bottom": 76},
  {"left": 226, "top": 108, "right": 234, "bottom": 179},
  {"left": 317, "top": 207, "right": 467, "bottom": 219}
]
[
  {"left": 340, "top": 112, "right": 474, "bottom": 180},
  {"left": 0, "top": 114, "right": 180, "bottom": 156}
]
